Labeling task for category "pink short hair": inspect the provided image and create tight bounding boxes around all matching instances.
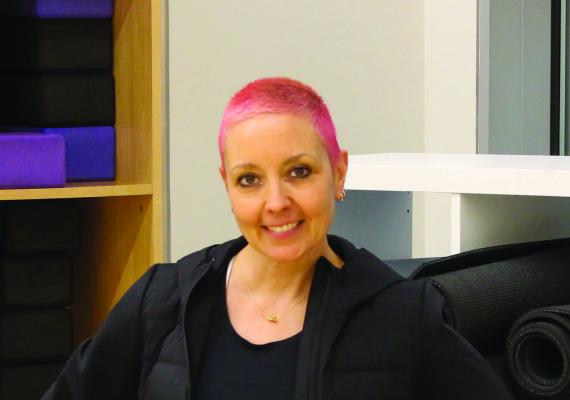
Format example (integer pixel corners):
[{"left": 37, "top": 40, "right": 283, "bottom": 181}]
[{"left": 218, "top": 77, "right": 341, "bottom": 166}]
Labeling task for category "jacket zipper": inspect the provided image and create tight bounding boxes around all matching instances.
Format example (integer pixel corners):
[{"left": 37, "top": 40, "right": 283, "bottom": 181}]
[
  {"left": 311, "top": 274, "right": 332, "bottom": 400},
  {"left": 183, "top": 257, "right": 215, "bottom": 400}
]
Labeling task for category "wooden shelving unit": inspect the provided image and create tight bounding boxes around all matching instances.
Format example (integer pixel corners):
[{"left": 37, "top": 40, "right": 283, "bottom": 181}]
[{"left": 0, "top": 0, "right": 164, "bottom": 343}]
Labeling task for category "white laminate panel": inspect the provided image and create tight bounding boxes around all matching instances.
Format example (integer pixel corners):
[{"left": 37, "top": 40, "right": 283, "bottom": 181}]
[{"left": 346, "top": 153, "right": 570, "bottom": 196}]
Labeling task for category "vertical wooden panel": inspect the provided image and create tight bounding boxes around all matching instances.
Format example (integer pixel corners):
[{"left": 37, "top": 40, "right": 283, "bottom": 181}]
[
  {"left": 74, "top": 196, "right": 152, "bottom": 343},
  {"left": 114, "top": 0, "right": 152, "bottom": 184},
  {"left": 150, "top": 0, "right": 165, "bottom": 263}
]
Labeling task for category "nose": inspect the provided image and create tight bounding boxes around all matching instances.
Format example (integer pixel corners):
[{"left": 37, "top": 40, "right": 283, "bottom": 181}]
[{"left": 264, "top": 181, "right": 291, "bottom": 212}]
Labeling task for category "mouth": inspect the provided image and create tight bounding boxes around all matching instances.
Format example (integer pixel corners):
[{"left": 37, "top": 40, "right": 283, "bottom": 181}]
[{"left": 265, "top": 221, "right": 302, "bottom": 233}]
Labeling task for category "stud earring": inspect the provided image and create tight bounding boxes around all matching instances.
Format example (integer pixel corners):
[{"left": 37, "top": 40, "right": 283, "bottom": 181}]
[{"left": 337, "top": 189, "right": 346, "bottom": 202}]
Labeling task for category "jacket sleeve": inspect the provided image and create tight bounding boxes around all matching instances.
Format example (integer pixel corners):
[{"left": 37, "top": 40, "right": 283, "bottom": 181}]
[
  {"left": 418, "top": 281, "right": 513, "bottom": 400},
  {"left": 41, "top": 264, "right": 159, "bottom": 400}
]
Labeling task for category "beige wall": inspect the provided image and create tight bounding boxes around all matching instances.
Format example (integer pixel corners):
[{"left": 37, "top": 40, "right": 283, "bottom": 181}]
[
  {"left": 168, "top": 0, "right": 426, "bottom": 260},
  {"left": 414, "top": 0, "right": 478, "bottom": 257}
]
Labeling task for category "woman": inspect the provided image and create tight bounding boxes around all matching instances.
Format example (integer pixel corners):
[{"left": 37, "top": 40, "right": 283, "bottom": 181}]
[{"left": 43, "top": 78, "right": 512, "bottom": 399}]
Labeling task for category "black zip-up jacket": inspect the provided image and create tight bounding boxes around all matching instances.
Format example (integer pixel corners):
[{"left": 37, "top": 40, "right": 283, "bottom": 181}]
[{"left": 42, "top": 236, "right": 512, "bottom": 400}]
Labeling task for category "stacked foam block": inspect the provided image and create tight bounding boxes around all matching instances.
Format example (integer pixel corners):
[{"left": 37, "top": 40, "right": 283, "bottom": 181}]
[
  {"left": 0, "top": 0, "right": 116, "bottom": 188},
  {"left": 0, "top": 200, "right": 80, "bottom": 399}
]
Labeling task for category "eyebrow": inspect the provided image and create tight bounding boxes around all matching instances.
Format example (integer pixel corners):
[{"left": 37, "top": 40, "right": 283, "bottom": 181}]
[{"left": 229, "top": 153, "right": 319, "bottom": 173}]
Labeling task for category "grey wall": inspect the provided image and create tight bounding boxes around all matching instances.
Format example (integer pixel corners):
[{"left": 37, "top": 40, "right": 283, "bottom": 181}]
[
  {"left": 480, "top": 0, "right": 551, "bottom": 155},
  {"left": 330, "top": 190, "right": 412, "bottom": 259}
]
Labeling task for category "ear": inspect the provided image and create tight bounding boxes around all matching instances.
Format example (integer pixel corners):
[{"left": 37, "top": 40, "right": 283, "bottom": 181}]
[
  {"left": 334, "top": 150, "right": 348, "bottom": 194},
  {"left": 219, "top": 166, "right": 229, "bottom": 191}
]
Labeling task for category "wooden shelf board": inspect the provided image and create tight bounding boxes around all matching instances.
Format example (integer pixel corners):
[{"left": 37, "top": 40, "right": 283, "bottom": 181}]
[
  {"left": 0, "top": 182, "right": 154, "bottom": 201},
  {"left": 346, "top": 153, "right": 570, "bottom": 197}
]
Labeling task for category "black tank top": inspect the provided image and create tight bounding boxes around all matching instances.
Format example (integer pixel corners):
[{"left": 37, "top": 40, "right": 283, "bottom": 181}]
[{"left": 194, "top": 276, "right": 301, "bottom": 400}]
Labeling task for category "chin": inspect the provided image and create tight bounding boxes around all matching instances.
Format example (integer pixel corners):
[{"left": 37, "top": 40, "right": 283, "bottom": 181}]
[
  {"left": 260, "top": 239, "right": 326, "bottom": 265},
  {"left": 261, "top": 246, "right": 305, "bottom": 263}
]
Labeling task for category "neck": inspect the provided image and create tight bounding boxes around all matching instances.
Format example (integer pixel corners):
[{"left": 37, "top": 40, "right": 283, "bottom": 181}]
[{"left": 232, "top": 241, "right": 343, "bottom": 300}]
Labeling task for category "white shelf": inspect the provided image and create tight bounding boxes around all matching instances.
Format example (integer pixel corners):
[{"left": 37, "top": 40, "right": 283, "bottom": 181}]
[
  {"left": 345, "top": 153, "right": 570, "bottom": 256},
  {"left": 346, "top": 153, "right": 570, "bottom": 197}
]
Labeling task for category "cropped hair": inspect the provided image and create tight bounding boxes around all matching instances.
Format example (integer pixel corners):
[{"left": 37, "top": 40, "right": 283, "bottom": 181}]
[{"left": 218, "top": 77, "right": 341, "bottom": 166}]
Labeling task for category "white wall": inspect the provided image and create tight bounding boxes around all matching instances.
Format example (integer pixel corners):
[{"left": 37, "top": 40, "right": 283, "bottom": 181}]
[{"left": 168, "top": 0, "right": 426, "bottom": 260}]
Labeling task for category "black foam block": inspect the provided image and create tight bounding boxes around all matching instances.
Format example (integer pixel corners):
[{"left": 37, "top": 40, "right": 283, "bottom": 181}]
[
  {"left": 0, "top": 363, "right": 64, "bottom": 400},
  {"left": 0, "top": 200, "right": 81, "bottom": 254},
  {"left": 0, "top": 308, "right": 72, "bottom": 361},
  {"left": 0, "top": 73, "right": 115, "bottom": 127},
  {"left": 1, "top": 256, "right": 72, "bottom": 306},
  {"left": 0, "top": 19, "right": 112, "bottom": 72}
]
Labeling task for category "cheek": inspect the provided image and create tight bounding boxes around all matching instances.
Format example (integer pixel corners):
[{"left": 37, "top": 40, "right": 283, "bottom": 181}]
[
  {"left": 229, "top": 193, "right": 259, "bottom": 224},
  {"left": 299, "top": 185, "right": 336, "bottom": 222}
]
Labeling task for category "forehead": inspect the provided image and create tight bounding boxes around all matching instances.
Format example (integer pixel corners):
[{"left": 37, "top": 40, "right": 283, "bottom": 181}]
[{"left": 223, "top": 113, "right": 328, "bottom": 165}]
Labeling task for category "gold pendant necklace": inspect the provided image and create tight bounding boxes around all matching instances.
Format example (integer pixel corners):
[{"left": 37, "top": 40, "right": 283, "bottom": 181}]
[
  {"left": 245, "top": 283, "right": 306, "bottom": 323},
  {"left": 266, "top": 315, "right": 279, "bottom": 323}
]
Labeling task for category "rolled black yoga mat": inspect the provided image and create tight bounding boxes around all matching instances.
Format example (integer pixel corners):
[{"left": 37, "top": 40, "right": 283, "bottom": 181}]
[
  {"left": 412, "top": 237, "right": 570, "bottom": 353},
  {"left": 506, "top": 305, "right": 570, "bottom": 399},
  {"left": 0, "top": 19, "right": 113, "bottom": 72},
  {"left": 0, "top": 73, "right": 115, "bottom": 127}
]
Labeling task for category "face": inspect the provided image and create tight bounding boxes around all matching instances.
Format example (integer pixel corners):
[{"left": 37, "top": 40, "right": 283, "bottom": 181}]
[{"left": 220, "top": 113, "right": 347, "bottom": 264}]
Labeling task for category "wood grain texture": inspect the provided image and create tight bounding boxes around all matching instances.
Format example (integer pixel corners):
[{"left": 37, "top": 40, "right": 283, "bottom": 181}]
[
  {"left": 74, "top": 196, "right": 153, "bottom": 342},
  {"left": 150, "top": 0, "right": 164, "bottom": 264},
  {"left": 114, "top": 0, "right": 164, "bottom": 265},
  {"left": 114, "top": 0, "right": 153, "bottom": 184}
]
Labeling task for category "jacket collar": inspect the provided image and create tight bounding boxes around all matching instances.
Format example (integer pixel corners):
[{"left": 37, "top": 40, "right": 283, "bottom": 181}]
[
  {"left": 324, "top": 235, "right": 404, "bottom": 310},
  {"left": 177, "top": 235, "right": 403, "bottom": 306},
  {"left": 176, "top": 236, "right": 248, "bottom": 300}
]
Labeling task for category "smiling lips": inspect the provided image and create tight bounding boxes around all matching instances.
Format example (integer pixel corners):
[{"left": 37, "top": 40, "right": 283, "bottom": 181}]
[{"left": 266, "top": 221, "right": 301, "bottom": 233}]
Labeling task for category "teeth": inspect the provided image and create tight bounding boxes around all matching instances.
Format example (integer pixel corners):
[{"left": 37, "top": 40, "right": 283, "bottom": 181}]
[{"left": 268, "top": 222, "right": 299, "bottom": 233}]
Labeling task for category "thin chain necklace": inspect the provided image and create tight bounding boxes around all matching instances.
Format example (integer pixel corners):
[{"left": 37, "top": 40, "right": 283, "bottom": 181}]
[
  {"left": 244, "top": 281, "right": 308, "bottom": 323},
  {"left": 230, "top": 255, "right": 308, "bottom": 323}
]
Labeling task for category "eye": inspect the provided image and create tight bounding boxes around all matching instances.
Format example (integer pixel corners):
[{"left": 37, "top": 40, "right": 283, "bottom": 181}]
[
  {"left": 289, "top": 166, "right": 311, "bottom": 178},
  {"left": 237, "top": 174, "right": 259, "bottom": 187}
]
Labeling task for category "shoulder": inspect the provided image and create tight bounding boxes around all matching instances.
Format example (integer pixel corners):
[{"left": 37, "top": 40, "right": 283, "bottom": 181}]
[
  {"left": 363, "top": 278, "right": 434, "bottom": 332},
  {"left": 175, "top": 236, "right": 248, "bottom": 272},
  {"left": 369, "top": 276, "right": 449, "bottom": 326},
  {"left": 141, "top": 263, "right": 180, "bottom": 316}
]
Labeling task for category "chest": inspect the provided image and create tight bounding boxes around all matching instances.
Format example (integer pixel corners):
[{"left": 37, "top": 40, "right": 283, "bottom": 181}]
[{"left": 140, "top": 305, "right": 419, "bottom": 400}]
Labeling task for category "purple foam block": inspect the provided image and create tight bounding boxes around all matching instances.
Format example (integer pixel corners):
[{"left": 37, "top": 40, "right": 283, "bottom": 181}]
[
  {"left": 43, "top": 127, "right": 115, "bottom": 181},
  {"left": 1, "top": 0, "right": 114, "bottom": 18},
  {"left": 0, "top": 133, "right": 65, "bottom": 189}
]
